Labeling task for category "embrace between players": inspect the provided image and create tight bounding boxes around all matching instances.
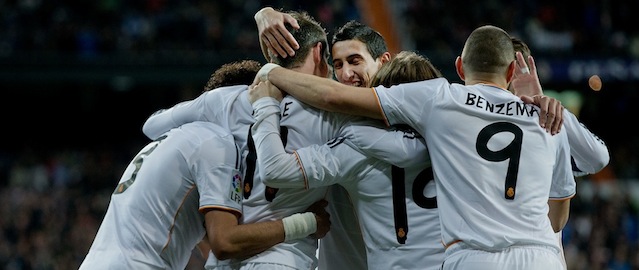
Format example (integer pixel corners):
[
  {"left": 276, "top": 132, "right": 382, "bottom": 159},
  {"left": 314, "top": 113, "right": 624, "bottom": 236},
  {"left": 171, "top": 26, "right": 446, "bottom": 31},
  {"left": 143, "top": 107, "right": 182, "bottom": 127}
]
[{"left": 80, "top": 6, "right": 609, "bottom": 270}]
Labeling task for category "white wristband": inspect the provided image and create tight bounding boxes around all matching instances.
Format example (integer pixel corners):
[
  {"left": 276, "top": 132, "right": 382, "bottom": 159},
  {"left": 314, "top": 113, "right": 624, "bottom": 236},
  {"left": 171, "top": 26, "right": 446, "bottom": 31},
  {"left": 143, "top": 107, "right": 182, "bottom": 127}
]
[
  {"left": 257, "top": 63, "right": 281, "bottom": 81},
  {"left": 282, "top": 212, "right": 317, "bottom": 241}
]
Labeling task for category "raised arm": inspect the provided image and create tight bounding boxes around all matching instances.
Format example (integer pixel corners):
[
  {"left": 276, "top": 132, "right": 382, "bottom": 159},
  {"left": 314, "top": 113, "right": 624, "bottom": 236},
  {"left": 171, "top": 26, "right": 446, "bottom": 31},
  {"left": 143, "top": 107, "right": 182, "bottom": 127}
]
[
  {"left": 562, "top": 110, "right": 610, "bottom": 175},
  {"left": 513, "top": 52, "right": 564, "bottom": 135},
  {"left": 256, "top": 64, "right": 384, "bottom": 119},
  {"left": 142, "top": 94, "right": 213, "bottom": 140},
  {"left": 250, "top": 96, "right": 309, "bottom": 188},
  {"left": 254, "top": 7, "right": 300, "bottom": 60}
]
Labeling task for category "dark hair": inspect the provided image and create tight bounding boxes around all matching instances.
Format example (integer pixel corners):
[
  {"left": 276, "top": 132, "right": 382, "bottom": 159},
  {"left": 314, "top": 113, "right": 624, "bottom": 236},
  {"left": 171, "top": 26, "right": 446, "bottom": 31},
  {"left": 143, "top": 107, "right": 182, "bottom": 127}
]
[
  {"left": 268, "top": 11, "right": 328, "bottom": 69},
  {"left": 332, "top": 20, "right": 388, "bottom": 60},
  {"left": 370, "top": 51, "right": 443, "bottom": 87},
  {"left": 511, "top": 36, "right": 531, "bottom": 60},
  {"left": 461, "top": 25, "right": 514, "bottom": 74},
  {"left": 204, "top": 60, "right": 261, "bottom": 92}
]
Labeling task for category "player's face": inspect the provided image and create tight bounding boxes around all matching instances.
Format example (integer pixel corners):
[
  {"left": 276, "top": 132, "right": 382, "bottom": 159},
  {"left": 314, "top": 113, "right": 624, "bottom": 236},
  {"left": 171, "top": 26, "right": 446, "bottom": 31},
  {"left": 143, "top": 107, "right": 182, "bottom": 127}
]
[{"left": 332, "top": 40, "right": 382, "bottom": 87}]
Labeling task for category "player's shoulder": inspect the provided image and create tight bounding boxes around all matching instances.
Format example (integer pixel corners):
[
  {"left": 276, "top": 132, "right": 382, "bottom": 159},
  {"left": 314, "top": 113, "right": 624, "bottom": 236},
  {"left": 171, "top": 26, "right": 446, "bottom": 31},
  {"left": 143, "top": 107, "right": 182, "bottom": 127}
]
[{"left": 202, "top": 85, "right": 248, "bottom": 100}]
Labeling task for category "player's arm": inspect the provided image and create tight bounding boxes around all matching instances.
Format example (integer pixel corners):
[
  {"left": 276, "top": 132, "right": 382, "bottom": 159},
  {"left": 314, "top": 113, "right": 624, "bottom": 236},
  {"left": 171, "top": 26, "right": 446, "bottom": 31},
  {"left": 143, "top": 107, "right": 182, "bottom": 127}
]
[
  {"left": 257, "top": 64, "right": 384, "bottom": 120},
  {"left": 142, "top": 95, "right": 211, "bottom": 140},
  {"left": 203, "top": 200, "right": 330, "bottom": 260},
  {"left": 547, "top": 199, "right": 570, "bottom": 233},
  {"left": 254, "top": 7, "right": 300, "bottom": 60},
  {"left": 512, "top": 52, "right": 564, "bottom": 135},
  {"left": 549, "top": 131, "right": 577, "bottom": 233},
  {"left": 562, "top": 110, "right": 610, "bottom": 175},
  {"left": 196, "top": 238, "right": 211, "bottom": 260},
  {"left": 344, "top": 121, "right": 430, "bottom": 168},
  {"left": 250, "top": 93, "right": 344, "bottom": 189}
]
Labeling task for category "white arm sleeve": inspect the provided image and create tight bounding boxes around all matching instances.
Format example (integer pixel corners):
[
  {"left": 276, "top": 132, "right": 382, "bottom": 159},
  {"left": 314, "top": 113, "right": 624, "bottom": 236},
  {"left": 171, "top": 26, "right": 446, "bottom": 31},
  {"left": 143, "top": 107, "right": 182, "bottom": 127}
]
[
  {"left": 251, "top": 97, "right": 307, "bottom": 188},
  {"left": 563, "top": 110, "right": 610, "bottom": 176},
  {"left": 344, "top": 121, "right": 430, "bottom": 168},
  {"left": 550, "top": 132, "right": 577, "bottom": 200},
  {"left": 142, "top": 95, "right": 211, "bottom": 140}
]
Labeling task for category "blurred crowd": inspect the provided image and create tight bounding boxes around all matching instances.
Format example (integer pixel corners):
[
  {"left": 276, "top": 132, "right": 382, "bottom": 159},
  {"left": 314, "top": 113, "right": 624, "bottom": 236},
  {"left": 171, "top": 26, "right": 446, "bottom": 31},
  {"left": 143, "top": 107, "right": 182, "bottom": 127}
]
[
  {"left": 1, "top": 0, "right": 637, "bottom": 58},
  {"left": 2, "top": 0, "right": 638, "bottom": 269}
]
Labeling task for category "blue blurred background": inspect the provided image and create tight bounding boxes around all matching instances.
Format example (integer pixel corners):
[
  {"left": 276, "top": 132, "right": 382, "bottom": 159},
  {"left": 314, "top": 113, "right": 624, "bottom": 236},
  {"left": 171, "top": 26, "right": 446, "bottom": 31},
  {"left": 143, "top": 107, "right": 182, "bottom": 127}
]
[{"left": 0, "top": 0, "right": 636, "bottom": 269}]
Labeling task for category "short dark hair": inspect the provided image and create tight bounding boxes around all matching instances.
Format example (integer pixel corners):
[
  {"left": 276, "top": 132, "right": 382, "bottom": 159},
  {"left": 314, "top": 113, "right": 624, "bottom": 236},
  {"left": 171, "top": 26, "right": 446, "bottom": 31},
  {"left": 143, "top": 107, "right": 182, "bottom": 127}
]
[
  {"left": 332, "top": 20, "right": 388, "bottom": 60},
  {"left": 370, "top": 51, "right": 443, "bottom": 87},
  {"left": 461, "top": 25, "right": 514, "bottom": 74},
  {"left": 268, "top": 11, "right": 328, "bottom": 69},
  {"left": 204, "top": 60, "right": 261, "bottom": 92},
  {"left": 511, "top": 36, "right": 531, "bottom": 60}
]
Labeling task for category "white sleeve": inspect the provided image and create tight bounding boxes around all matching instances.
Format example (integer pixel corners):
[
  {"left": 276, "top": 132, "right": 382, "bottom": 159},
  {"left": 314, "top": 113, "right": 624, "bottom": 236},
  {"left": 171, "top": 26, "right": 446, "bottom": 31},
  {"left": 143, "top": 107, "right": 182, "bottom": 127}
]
[
  {"left": 251, "top": 97, "right": 307, "bottom": 188},
  {"left": 142, "top": 95, "right": 211, "bottom": 140},
  {"left": 344, "top": 120, "right": 430, "bottom": 168},
  {"left": 194, "top": 133, "right": 242, "bottom": 214},
  {"left": 251, "top": 97, "right": 351, "bottom": 189},
  {"left": 563, "top": 110, "right": 610, "bottom": 176},
  {"left": 550, "top": 132, "right": 577, "bottom": 200}
]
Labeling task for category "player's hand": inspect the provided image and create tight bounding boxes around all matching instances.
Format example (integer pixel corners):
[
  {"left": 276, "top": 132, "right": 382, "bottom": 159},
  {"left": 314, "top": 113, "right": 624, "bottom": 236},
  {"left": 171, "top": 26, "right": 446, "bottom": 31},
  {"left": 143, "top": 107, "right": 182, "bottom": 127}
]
[
  {"left": 511, "top": 52, "right": 543, "bottom": 97},
  {"left": 306, "top": 199, "right": 331, "bottom": 239},
  {"left": 249, "top": 80, "right": 284, "bottom": 104},
  {"left": 521, "top": 95, "right": 564, "bottom": 135},
  {"left": 255, "top": 7, "right": 299, "bottom": 59}
]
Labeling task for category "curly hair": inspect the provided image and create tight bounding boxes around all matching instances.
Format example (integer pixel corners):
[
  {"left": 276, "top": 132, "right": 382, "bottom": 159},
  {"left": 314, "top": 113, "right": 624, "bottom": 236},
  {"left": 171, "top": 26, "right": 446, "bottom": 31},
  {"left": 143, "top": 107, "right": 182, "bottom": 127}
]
[{"left": 203, "top": 60, "right": 262, "bottom": 92}]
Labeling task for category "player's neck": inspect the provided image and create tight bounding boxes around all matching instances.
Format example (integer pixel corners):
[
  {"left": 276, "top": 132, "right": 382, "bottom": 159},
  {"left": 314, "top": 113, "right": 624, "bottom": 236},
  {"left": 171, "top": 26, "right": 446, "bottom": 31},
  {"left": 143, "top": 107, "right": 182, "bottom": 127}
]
[
  {"left": 464, "top": 71, "right": 509, "bottom": 90},
  {"left": 474, "top": 81, "right": 509, "bottom": 92}
]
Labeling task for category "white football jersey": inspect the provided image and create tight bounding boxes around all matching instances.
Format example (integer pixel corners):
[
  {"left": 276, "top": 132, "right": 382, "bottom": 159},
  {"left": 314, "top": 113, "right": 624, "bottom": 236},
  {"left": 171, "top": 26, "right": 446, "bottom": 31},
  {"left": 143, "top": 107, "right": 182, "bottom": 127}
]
[
  {"left": 143, "top": 86, "right": 361, "bottom": 269},
  {"left": 80, "top": 121, "right": 242, "bottom": 270},
  {"left": 251, "top": 98, "right": 445, "bottom": 269},
  {"left": 374, "top": 78, "right": 576, "bottom": 253},
  {"left": 562, "top": 110, "right": 609, "bottom": 176}
]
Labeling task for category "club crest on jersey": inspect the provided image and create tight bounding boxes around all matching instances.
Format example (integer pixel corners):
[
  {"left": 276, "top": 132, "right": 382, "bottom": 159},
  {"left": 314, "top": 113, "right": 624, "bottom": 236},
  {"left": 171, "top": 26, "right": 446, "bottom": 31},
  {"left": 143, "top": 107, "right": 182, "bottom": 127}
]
[{"left": 229, "top": 173, "right": 243, "bottom": 204}]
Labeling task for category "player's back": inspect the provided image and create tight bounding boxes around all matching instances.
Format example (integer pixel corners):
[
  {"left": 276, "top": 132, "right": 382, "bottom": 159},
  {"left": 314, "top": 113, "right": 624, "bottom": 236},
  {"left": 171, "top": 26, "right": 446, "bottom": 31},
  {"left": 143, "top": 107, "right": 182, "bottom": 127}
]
[
  {"left": 280, "top": 121, "right": 443, "bottom": 269},
  {"left": 241, "top": 94, "right": 359, "bottom": 268},
  {"left": 336, "top": 139, "right": 443, "bottom": 269},
  {"left": 374, "top": 78, "right": 575, "bottom": 252},
  {"left": 80, "top": 121, "right": 237, "bottom": 270}
]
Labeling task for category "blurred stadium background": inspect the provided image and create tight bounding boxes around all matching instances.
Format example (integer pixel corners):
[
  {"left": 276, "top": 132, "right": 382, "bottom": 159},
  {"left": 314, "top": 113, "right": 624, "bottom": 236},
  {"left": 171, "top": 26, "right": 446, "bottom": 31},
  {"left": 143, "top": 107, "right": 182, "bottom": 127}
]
[{"left": 0, "top": 0, "right": 637, "bottom": 269}]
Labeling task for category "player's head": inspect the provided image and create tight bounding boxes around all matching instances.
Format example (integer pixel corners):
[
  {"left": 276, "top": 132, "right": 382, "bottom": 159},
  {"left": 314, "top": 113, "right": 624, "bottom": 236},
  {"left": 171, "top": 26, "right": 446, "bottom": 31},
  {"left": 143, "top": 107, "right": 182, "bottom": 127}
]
[
  {"left": 204, "top": 60, "right": 262, "bottom": 92},
  {"left": 369, "top": 51, "right": 443, "bottom": 87},
  {"left": 511, "top": 36, "right": 531, "bottom": 60},
  {"left": 331, "top": 20, "right": 391, "bottom": 87},
  {"left": 268, "top": 11, "right": 330, "bottom": 78},
  {"left": 508, "top": 36, "right": 532, "bottom": 92},
  {"left": 455, "top": 25, "right": 515, "bottom": 84}
]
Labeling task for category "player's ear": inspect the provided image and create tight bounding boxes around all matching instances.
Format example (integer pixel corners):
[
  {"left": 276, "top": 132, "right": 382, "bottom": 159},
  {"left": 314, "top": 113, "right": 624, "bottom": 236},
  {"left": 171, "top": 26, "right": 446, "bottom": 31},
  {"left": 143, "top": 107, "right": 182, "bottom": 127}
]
[
  {"left": 455, "top": 56, "right": 465, "bottom": 81},
  {"left": 312, "top": 42, "right": 323, "bottom": 65},
  {"left": 506, "top": 60, "right": 516, "bottom": 84},
  {"left": 313, "top": 42, "right": 330, "bottom": 78},
  {"left": 379, "top": 52, "right": 391, "bottom": 65}
]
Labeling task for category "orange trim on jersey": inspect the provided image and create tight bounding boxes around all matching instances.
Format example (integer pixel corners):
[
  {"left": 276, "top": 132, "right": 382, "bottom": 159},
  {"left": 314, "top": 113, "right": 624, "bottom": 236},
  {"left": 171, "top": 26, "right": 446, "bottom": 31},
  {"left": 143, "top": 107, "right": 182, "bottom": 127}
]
[
  {"left": 371, "top": 87, "right": 390, "bottom": 126},
  {"left": 162, "top": 185, "right": 197, "bottom": 252},
  {"left": 444, "top": 239, "right": 462, "bottom": 250},
  {"left": 199, "top": 205, "right": 242, "bottom": 218},
  {"left": 293, "top": 151, "right": 310, "bottom": 190},
  {"left": 548, "top": 193, "right": 576, "bottom": 201}
]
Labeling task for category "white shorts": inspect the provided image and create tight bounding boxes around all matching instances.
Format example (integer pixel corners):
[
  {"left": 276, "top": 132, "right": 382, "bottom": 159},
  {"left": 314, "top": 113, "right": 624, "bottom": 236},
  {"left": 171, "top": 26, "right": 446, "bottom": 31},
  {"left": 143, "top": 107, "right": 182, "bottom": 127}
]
[{"left": 443, "top": 243, "right": 564, "bottom": 270}]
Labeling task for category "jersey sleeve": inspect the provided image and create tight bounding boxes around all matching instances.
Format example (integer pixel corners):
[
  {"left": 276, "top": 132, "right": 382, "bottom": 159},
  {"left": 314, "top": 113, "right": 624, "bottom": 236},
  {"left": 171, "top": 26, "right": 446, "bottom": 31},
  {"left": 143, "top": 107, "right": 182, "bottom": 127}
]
[
  {"left": 251, "top": 97, "right": 307, "bottom": 188},
  {"left": 563, "top": 110, "right": 610, "bottom": 176},
  {"left": 142, "top": 94, "right": 212, "bottom": 140},
  {"left": 251, "top": 97, "right": 360, "bottom": 189},
  {"left": 550, "top": 131, "right": 577, "bottom": 200},
  {"left": 192, "top": 126, "right": 243, "bottom": 215},
  {"left": 343, "top": 119, "right": 430, "bottom": 168}
]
